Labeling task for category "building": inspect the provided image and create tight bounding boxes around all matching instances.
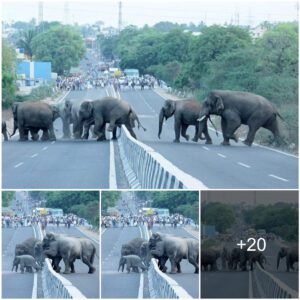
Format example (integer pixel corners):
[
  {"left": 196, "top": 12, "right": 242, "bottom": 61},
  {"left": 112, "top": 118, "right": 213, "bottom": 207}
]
[
  {"left": 250, "top": 24, "right": 267, "bottom": 39},
  {"left": 17, "top": 60, "right": 52, "bottom": 86}
]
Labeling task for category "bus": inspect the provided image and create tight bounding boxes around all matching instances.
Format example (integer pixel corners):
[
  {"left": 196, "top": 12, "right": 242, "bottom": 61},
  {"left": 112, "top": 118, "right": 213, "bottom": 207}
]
[
  {"left": 155, "top": 208, "right": 170, "bottom": 218},
  {"left": 49, "top": 208, "right": 64, "bottom": 217},
  {"left": 124, "top": 68, "right": 139, "bottom": 78}
]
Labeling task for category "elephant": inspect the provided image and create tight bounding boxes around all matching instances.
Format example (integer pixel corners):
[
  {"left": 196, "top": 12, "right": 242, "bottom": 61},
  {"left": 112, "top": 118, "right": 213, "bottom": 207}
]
[
  {"left": 248, "top": 252, "right": 267, "bottom": 271},
  {"left": 158, "top": 99, "right": 213, "bottom": 143},
  {"left": 15, "top": 238, "right": 41, "bottom": 258},
  {"left": 118, "top": 238, "right": 146, "bottom": 272},
  {"left": 277, "top": 246, "right": 298, "bottom": 272},
  {"left": 201, "top": 248, "right": 221, "bottom": 271},
  {"left": 227, "top": 247, "right": 249, "bottom": 271},
  {"left": 12, "top": 255, "right": 41, "bottom": 273},
  {"left": 119, "top": 255, "right": 148, "bottom": 273},
  {"left": 42, "top": 232, "right": 96, "bottom": 274},
  {"left": 11, "top": 101, "right": 60, "bottom": 141},
  {"left": 140, "top": 241, "right": 168, "bottom": 272},
  {"left": 149, "top": 232, "right": 199, "bottom": 274},
  {"left": 2, "top": 121, "right": 9, "bottom": 141},
  {"left": 78, "top": 97, "right": 139, "bottom": 141},
  {"left": 197, "top": 90, "right": 284, "bottom": 146}
]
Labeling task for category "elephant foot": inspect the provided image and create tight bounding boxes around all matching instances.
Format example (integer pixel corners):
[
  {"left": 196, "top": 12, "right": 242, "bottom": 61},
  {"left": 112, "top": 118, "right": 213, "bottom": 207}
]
[
  {"left": 233, "top": 134, "right": 239, "bottom": 143},
  {"left": 242, "top": 139, "right": 253, "bottom": 146},
  {"left": 111, "top": 136, "right": 117, "bottom": 140},
  {"left": 184, "top": 134, "right": 190, "bottom": 141},
  {"left": 173, "top": 139, "right": 180, "bottom": 143},
  {"left": 169, "top": 270, "right": 177, "bottom": 274},
  {"left": 192, "top": 137, "right": 198, "bottom": 142},
  {"left": 221, "top": 141, "right": 230, "bottom": 146},
  {"left": 97, "top": 136, "right": 106, "bottom": 142},
  {"left": 88, "top": 266, "right": 96, "bottom": 274},
  {"left": 63, "top": 270, "right": 71, "bottom": 274},
  {"left": 205, "top": 140, "right": 212, "bottom": 145}
]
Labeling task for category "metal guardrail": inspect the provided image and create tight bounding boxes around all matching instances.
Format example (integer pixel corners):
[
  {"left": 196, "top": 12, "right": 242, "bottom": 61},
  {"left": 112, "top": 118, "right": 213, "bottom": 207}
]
[
  {"left": 252, "top": 262, "right": 298, "bottom": 298},
  {"left": 35, "top": 224, "right": 86, "bottom": 299},
  {"left": 141, "top": 225, "right": 192, "bottom": 299},
  {"left": 118, "top": 125, "right": 207, "bottom": 189}
]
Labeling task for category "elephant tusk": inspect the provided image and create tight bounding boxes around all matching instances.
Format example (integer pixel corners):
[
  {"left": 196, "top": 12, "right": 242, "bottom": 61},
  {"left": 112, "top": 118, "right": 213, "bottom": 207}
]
[{"left": 197, "top": 116, "right": 206, "bottom": 122}]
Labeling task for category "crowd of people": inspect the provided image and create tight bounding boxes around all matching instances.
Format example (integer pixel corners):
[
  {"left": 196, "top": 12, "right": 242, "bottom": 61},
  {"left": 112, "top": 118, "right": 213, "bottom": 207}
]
[{"left": 2, "top": 213, "right": 87, "bottom": 229}]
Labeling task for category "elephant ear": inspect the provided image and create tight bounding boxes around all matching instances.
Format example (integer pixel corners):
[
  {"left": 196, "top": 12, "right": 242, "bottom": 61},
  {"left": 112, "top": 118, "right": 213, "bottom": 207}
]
[{"left": 215, "top": 95, "right": 224, "bottom": 114}]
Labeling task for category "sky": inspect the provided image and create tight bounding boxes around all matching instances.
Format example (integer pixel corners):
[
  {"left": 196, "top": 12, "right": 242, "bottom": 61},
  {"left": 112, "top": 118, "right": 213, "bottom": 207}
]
[{"left": 2, "top": 0, "right": 298, "bottom": 28}]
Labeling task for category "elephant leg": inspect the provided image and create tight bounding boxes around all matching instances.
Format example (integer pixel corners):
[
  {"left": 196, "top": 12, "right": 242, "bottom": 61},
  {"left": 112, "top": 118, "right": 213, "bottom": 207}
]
[
  {"left": 243, "top": 123, "right": 260, "bottom": 146},
  {"left": 112, "top": 127, "right": 117, "bottom": 140},
  {"left": 221, "top": 115, "right": 240, "bottom": 145},
  {"left": 62, "top": 257, "right": 71, "bottom": 274},
  {"left": 176, "top": 262, "right": 182, "bottom": 273},
  {"left": 70, "top": 260, "right": 76, "bottom": 273},
  {"left": 48, "top": 124, "right": 56, "bottom": 141},
  {"left": 125, "top": 122, "right": 137, "bottom": 139},
  {"left": 169, "top": 258, "right": 178, "bottom": 274},
  {"left": 189, "top": 257, "right": 199, "bottom": 274},
  {"left": 202, "top": 124, "right": 212, "bottom": 144},
  {"left": 173, "top": 120, "right": 181, "bottom": 143},
  {"left": 30, "top": 130, "right": 39, "bottom": 141},
  {"left": 19, "top": 127, "right": 29, "bottom": 141},
  {"left": 263, "top": 118, "right": 283, "bottom": 145},
  {"left": 82, "top": 255, "right": 96, "bottom": 274},
  {"left": 181, "top": 124, "right": 189, "bottom": 141},
  {"left": 41, "top": 129, "right": 50, "bottom": 141},
  {"left": 107, "top": 117, "right": 117, "bottom": 132}
]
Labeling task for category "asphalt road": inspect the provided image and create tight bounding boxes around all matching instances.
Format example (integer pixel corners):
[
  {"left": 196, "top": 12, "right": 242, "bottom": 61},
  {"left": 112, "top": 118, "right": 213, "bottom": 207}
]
[
  {"left": 44, "top": 224, "right": 100, "bottom": 298},
  {"left": 201, "top": 240, "right": 298, "bottom": 298},
  {"left": 120, "top": 88, "right": 298, "bottom": 189},
  {"left": 101, "top": 226, "right": 144, "bottom": 299},
  {"left": 2, "top": 88, "right": 116, "bottom": 189},
  {"left": 2, "top": 226, "right": 36, "bottom": 299}
]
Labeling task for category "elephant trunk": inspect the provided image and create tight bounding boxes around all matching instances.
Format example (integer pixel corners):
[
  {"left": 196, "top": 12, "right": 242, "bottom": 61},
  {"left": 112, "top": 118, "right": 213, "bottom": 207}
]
[
  {"left": 158, "top": 108, "right": 165, "bottom": 139},
  {"left": 10, "top": 121, "right": 18, "bottom": 137}
]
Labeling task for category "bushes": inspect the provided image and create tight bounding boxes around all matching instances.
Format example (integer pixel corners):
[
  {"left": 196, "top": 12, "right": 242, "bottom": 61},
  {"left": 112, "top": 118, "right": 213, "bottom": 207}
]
[{"left": 15, "top": 84, "right": 56, "bottom": 102}]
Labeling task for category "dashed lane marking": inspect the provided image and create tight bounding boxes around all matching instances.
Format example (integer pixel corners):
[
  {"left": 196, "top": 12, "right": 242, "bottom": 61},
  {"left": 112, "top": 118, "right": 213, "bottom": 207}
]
[
  {"left": 238, "top": 162, "right": 251, "bottom": 168},
  {"left": 202, "top": 146, "right": 210, "bottom": 151},
  {"left": 14, "top": 162, "right": 24, "bottom": 168},
  {"left": 51, "top": 141, "right": 55, "bottom": 145},
  {"left": 217, "top": 153, "right": 226, "bottom": 158},
  {"left": 42, "top": 146, "right": 48, "bottom": 151},
  {"left": 269, "top": 174, "right": 289, "bottom": 182},
  {"left": 31, "top": 153, "right": 38, "bottom": 158}
]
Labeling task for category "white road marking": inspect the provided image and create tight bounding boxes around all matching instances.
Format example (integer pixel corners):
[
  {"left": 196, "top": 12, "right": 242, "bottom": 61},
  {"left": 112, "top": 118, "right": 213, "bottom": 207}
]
[
  {"left": 217, "top": 153, "right": 226, "bottom": 158},
  {"left": 51, "top": 141, "right": 55, "bottom": 145},
  {"left": 137, "top": 91, "right": 156, "bottom": 113},
  {"left": 269, "top": 174, "right": 289, "bottom": 182},
  {"left": 14, "top": 162, "right": 24, "bottom": 168},
  {"left": 202, "top": 146, "right": 210, "bottom": 151},
  {"left": 31, "top": 153, "right": 38, "bottom": 158},
  {"left": 42, "top": 146, "right": 48, "bottom": 151},
  {"left": 32, "top": 224, "right": 38, "bottom": 299},
  {"left": 238, "top": 162, "right": 251, "bottom": 168},
  {"left": 138, "top": 273, "right": 144, "bottom": 299}
]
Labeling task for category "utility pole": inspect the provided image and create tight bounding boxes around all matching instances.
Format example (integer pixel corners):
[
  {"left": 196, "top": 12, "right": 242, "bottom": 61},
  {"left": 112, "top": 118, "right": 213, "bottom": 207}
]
[
  {"left": 118, "top": 1, "right": 122, "bottom": 33},
  {"left": 38, "top": 2, "right": 43, "bottom": 25},
  {"left": 64, "top": 2, "right": 69, "bottom": 25}
]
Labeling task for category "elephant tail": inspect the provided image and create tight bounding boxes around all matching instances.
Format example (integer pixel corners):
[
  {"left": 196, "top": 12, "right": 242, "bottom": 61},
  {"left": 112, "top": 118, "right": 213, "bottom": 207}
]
[
  {"left": 276, "top": 112, "right": 285, "bottom": 121},
  {"left": 90, "top": 246, "right": 96, "bottom": 265}
]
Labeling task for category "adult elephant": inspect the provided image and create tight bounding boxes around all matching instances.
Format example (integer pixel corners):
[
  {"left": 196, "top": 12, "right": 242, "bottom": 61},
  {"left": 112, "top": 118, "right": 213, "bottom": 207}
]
[
  {"left": 197, "top": 90, "right": 284, "bottom": 146},
  {"left": 277, "top": 246, "right": 298, "bottom": 272},
  {"left": 42, "top": 232, "right": 96, "bottom": 274},
  {"left": 78, "top": 97, "right": 138, "bottom": 141},
  {"left": 158, "top": 99, "right": 213, "bottom": 143},
  {"left": 11, "top": 101, "right": 59, "bottom": 141},
  {"left": 201, "top": 247, "right": 221, "bottom": 271},
  {"left": 149, "top": 232, "right": 199, "bottom": 274}
]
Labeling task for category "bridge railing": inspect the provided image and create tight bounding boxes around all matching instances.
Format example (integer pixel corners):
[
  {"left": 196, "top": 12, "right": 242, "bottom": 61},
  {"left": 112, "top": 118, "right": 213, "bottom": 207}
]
[
  {"left": 118, "top": 125, "right": 207, "bottom": 189},
  {"left": 35, "top": 224, "right": 86, "bottom": 299},
  {"left": 252, "top": 262, "right": 298, "bottom": 298}
]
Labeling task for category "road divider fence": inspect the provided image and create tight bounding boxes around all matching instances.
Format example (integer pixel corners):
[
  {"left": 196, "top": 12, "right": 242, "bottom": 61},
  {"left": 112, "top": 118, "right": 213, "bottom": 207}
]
[
  {"left": 252, "top": 262, "right": 298, "bottom": 298},
  {"left": 118, "top": 125, "right": 207, "bottom": 189},
  {"left": 35, "top": 224, "right": 86, "bottom": 299}
]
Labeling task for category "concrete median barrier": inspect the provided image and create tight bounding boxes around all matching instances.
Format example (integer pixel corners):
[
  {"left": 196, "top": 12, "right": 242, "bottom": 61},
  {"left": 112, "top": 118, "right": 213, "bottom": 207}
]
[{"left": 118, "top": 125, "right": 207, "bottom": 189}]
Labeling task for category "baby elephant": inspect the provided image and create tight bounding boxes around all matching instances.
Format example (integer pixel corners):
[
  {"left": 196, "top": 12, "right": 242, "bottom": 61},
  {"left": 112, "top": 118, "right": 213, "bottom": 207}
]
[
  {"left": 119, "top": 255, "right": 148, "bottom": 273},
  {"left": 12, "top": 255, "right": 41, "bottom": 273}
]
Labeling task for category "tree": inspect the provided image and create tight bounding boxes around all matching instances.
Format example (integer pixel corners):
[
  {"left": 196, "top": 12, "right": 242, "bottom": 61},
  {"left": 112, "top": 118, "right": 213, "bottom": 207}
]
[
  {"left": 101, "top": 191, "right": 121, "bottom": 211},
  {"left": 17, "top": 29, "right": 37, "bottom": 60},
  {"left": 202, "top": 202, "right": 235, "bottom": 233},
  {"left": 2, "top": 39, "right": 16, "bottom": 108},
  {"left": 31, "top": 25, "right": 86, "bottom": 75},
  {"left": 2, "top": 192, "right": 15, "bottom": 207}
]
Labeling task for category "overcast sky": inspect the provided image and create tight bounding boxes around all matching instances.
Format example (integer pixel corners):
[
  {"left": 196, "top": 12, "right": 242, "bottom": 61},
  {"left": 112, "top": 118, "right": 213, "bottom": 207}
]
[{"left": 2, "top": 0, "right": 298, "bottom": 28}]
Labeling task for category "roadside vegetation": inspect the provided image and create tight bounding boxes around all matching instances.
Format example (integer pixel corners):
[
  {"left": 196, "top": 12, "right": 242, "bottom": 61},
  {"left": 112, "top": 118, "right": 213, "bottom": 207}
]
[
  {"left": 100, "top": 22, "right": 298, "bottom": 149},
  {"left": 2, "top": 191, "right": 15, "bottom": 208}
]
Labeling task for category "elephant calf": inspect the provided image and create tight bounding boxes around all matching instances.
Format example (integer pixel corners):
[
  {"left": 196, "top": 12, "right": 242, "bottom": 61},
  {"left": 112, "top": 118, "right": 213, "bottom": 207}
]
[
  {"left": 12, "top": 255, "right": 41, "bottom": 273},
  {"left": 119, "top": 255, "right": 148, "bottom": 273}
]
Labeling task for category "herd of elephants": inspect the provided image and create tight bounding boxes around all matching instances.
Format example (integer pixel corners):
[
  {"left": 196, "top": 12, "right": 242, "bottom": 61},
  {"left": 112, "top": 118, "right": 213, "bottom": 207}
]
[
  {"left": 2, "top": 89, "right": 284, "bottom": 146},
  {"left": 12, "top": 230, "right": 297, "bottom": 276}
]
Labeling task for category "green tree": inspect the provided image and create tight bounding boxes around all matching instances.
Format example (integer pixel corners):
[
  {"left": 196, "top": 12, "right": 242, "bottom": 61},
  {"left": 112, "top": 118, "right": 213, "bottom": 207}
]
[
  {"left": 2, "top": 39, "right": 16, "bottom": 108},
  {"left": 202, "top": 202, "right": 235, "bottom": 233},
  {"left": 31, "top": 25, "right": 86, "bottom": 75},
  {"left": 2, "top": 192, "right": 15, "bottom": 207},
  {"left": 101, "top": 191, "right": 121, "bottom": 211},
  {"left": 17, "top": 29, "right": 37, "bottom": 60}
]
